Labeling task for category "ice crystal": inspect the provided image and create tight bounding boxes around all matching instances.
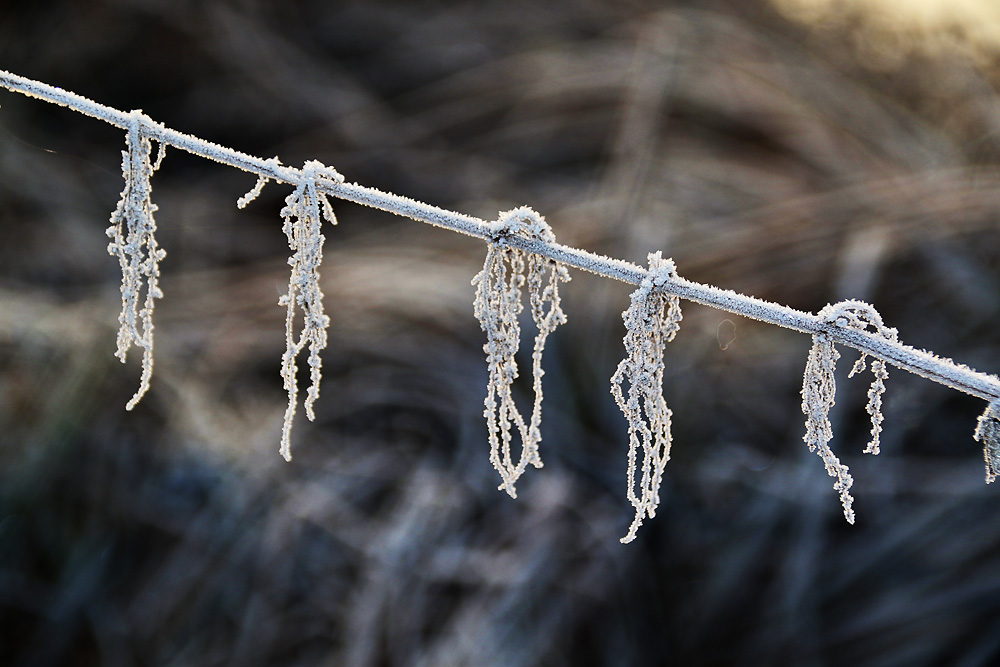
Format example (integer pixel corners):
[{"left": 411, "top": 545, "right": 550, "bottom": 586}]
[
  {"left": 277, "top": 160, "right": 342, "bottom": 461},
  {"left": 472, "top": 206, "right": 570, "bottom": 498},
  {"left": 105, "top": 110, "right": 167, "bottom": 410},
  {"left": 611, "top": 252, "right": 682, "bottom": 543}
]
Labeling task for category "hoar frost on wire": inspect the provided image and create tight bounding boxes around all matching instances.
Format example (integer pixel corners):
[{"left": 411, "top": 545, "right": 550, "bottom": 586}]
[
  {"left": 611, "top": 252, "right": 682, "bottom": 544},
  {"left": 268, "top": 160, "right": 344, "bottom": 461},
  {"left": 6, "top": 70, "right": 1000, "bottom": 543},
  {"left": 801, "top": 300, "right": 897, "bottom": 524},
  {"left": 106, "top": 110, "right": 167, "bottom": 410},
  {"left": 472, "top": 206, "right": 570, "bottom": 498}
]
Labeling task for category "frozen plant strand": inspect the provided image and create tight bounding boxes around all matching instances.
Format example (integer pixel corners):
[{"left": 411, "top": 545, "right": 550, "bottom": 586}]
[
  {"left": 105, "top": 110, "right": 167, "bottom": 410},
  {"left": 611, "top": 252, "right": 682, "bottom": 543},
  {"left": 801, "top": 300, "right": 897, "bottom": 523},
  {"left": 277, "top": 160, "right": 343, "bottom": 461},
  {"left": 975, "top": 399, "right": 1000, "bottom": 484},
  {"left": 801, "top": 332, "right": 854, "bottom": 523},
  {"left": 836, "top": 300, "right": 898, "bottom": 455},
  {"left": 851, "top": 356, "right": 889, "bottom": 455},
  {"left": 237, "top": 156, "right": 280, "bottom": 209},
  {"left": 472, "top": 206, "right": 571, "bottom": 497}
]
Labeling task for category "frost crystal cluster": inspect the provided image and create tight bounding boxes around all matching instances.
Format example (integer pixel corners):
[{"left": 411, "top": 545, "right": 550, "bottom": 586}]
[
  {"left": 106, "top": 110, "right": 167, "bottom": 410},
  {"left": 472, "top": 207, "right": 571, "bottom": 497},
  {"left": 801, "top": 300, "right": 897, "bottom": 523},
  {"left": 611, "top": 252, "right": 682, "bottom": 543}
]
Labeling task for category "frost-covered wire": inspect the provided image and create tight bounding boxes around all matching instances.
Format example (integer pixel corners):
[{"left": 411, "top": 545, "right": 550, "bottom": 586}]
[
  {"left": 3, "top": 69, "right": 1000, "bottom": 539},
  {"left": 472, "top": 207, "right": 570, "bottom": 497},
  {"left": 1, "top": 69, "right": 996, "bottom": 405}
]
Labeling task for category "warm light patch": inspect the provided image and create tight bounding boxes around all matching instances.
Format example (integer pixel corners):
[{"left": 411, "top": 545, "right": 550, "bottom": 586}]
[{"left": 773, "top": 0, "right": 1000, "bottom": 60}]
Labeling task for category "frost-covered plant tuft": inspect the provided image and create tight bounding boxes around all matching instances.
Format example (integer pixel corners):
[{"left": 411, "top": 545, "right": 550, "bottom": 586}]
[
  {"left": 105, "top": 110, "right": 167, "bottom": 410},
  {"left": 472, "top": 206, "right": 570, "bottom": 498},
  {"left": 975, "top": 399, "right": 1000, "bottom": 484},
  {"left": 275, "top": 160, "right": 343, "bottom": 461},
  {"left": 801, "top": 300, "right": 897, "bottom": 523},
  {"left": 611, "top": 252, "right": 682, "bottom": 543}
]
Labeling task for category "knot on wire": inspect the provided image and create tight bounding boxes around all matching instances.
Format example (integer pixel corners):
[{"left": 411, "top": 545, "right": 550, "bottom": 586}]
[
  {"left": 488, "top": 206, "right": 555, "bottom": 245},
  {"left": 302, "top": 159, "right": 345, "bottom": 184},
  {"left": 819, "top": 300, "right": 897, "bottom": 342}
]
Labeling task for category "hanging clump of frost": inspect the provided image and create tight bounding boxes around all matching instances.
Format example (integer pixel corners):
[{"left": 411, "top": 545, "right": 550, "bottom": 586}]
[
  {"left": 472, "top": 206, "right": 571, "bottom": 498},
  {"left": 611, "top": 251, "right": 682, "bottom": 543},
  {"left": 105, "top": 110, "right": 167, "bottom": 410},
  {"left": 240, "top": 160, "right": 343, "bottom": 461},
  {"left": 801, "top": 300, "right": 897, "bottom": 523}
]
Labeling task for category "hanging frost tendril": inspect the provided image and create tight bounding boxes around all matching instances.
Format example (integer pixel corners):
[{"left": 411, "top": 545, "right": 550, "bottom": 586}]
[
  {"left": 841, "top": 301, "right": 898, "bottom": 455},
  {"left": 275, "top": 160, "right": 344, "bottom": 461},
  {"left": 801, "top": 300, "right": 898, "bottom": 523},
  {"left": 975, "top": 399, "right": 1000, "bottom": 484},
  {"left": 611, "top": 252, "right": 682, "bottom": 544},
  {"left": 472, "top": 206, "right": 571, "bottom": 498},
  {"left": 236, "top": 156, "right": 280, "bottom": 209},
  {"left": 801, "top": 332, "right": 852, "bottom": 522},
  {"left": 106, "top": 110, "right": 167, "bottom": 410}
]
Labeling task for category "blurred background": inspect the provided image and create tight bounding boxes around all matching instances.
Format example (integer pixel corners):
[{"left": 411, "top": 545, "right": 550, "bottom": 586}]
[{"left": 2, "top": 0, "right": 1000, "bottom": 664}]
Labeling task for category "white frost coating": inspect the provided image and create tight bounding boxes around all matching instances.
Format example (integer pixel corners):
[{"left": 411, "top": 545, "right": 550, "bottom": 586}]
[
  {"left": 1, "top": 68, "right": 998, "bottom": 403},
  {"left": 0, "top": 70, "right": 300, "bottom": 182},
  {"left": 975, "top": 399, "right": 1000, "bottom": 484},
  {"left": 277, "top": 161, "right": 341, "bottom": 461},
  {"left": 106, "top": 110, "right": 167, "bottom": 411},
  {"left": 4, "top": 69, "right": 1000, "bottom": 537},
  {"left": 472, "top": 207, "right": 570, "bottom": 497},
  {"left": 611, "top": 252, "right": 682, "bottom": 543}
]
